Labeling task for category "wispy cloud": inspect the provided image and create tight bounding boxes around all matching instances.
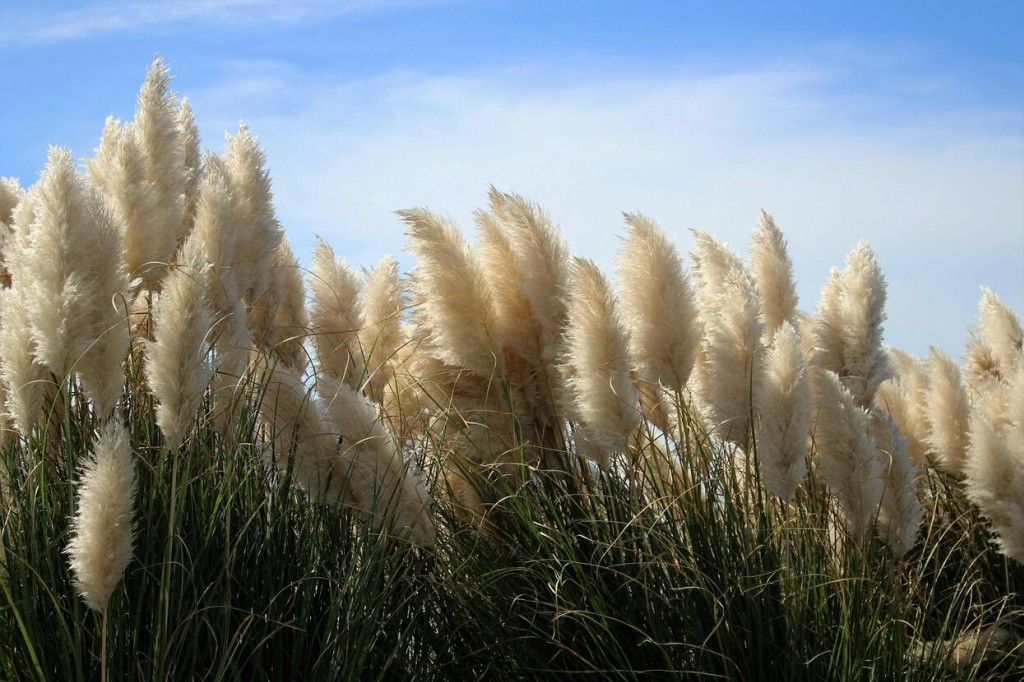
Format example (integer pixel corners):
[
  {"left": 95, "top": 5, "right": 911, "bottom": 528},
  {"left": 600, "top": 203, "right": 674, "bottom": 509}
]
[
  {"left": 0, "top": 0, "right": 446, "bottom": 46},
  {"left": 186, "top": 61, "right": 1023, "bottom": 357}
]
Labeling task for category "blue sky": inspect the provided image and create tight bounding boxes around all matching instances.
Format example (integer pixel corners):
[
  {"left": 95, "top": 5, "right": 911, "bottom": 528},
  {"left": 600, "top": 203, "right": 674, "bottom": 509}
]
[{"left": 1, "top": 0, "right": 1022, "bottom": 358}]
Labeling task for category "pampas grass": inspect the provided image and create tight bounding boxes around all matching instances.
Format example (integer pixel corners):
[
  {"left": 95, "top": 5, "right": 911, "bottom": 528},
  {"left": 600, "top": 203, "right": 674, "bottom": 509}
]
[
  {"left": 402, "top": 207, "right": 502, "bottom": 377},
  {"left": 145, "top": 239, "right": 217, "bottom": 451},
  {"left": 309, "top": 238, "right": 365, "bottom": 387},
  {"left": 318, "top": 376, "right": 435, "bottom": 546},
  {"left": 66, "top": 420, "right": 136, "bottom": 613},
  {"left": 749, "top": 209, "right": 798, "bottom": 340},
  {"left": 6, "top": 57, "right": 1024, "bottom": 681},
  {"left": 617, "top": 213, "right": 700, "bottom": 393},
  {"left": 814, "top": 241, "right": 891, "bottom": 407},
  {"left": 691, "top": 231, "right": 764, "bottom": 446},
  {"left": 562, "top": 257, "right": 639, "bottom": 459},
  {"left": 813, "top": 369, "right": 884, "bottom": 544},
  {"left": 924, "top": 347, "right": 971, "bottom": 475},
  {"left": 755, "top": 321, "right": 811, "bottom": 500}
]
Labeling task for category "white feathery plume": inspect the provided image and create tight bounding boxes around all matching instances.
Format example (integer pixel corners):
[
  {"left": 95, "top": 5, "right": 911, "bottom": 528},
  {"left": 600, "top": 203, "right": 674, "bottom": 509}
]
[
  {"left": 0, "top": 187, "right": 51, "bottom": 434},
  {"left": 256, "top": 357, "right": 348, "bottom": 502},
  {"left": 177, "top": 97, "right": 201, "bottom": 238},
  {"left": 813, "top": 370, "right": 884, "bottom": 544},
  {"left": 476, "top": 206, "right": 543, "bottom": 369},
  {"left": 923, "top": 347, "right": 971, "bottom": 475},
  {"left": 749, "top": 210, "right": 798, "bottom": 340},
  {"left": 318, "top": 376, "right": 435, "bottom": 547},
  {"left": 134, "top": 57, "right": 186, "bottom": 252},
  {"left": 24, "top": 147, "right": 128, "bottom": 383},
  {"left": 813, "top": 241, "right": 890, "bottom": 407},
  {"left": 24, "top": 147, "right": 97, "bottom": 378},
  {"left": 618, "top": 213, "right": 700, "bottom": 393},
  {"left": 869, "top": 409, "right": 922, "bottom": 557},
  {"left": 221, "top": 124, "right": 283, "bottom": 310},
  {"left": 0, "top": 177, "right": 21, "bottom": 227},
  {"left": 76, "top": 189, "right": 130, "bottom": 418},
  {"left": 0, "top": 177, "right": 22, "bottom": 288},
  {"left": 87, "top": 116, "right": 168, "bottom": 290},
  {"left": 145, "top": 239, "right": 217, "bottom": 451},
  {"left": 964, "top": 371, "right": 1024, "bottom": 563},
  {"left": 266, "top": 239, "right": 308, "bottom": 372},
  {"left": 309, "top": 238, "right": 365, "bottom": 387},
  {"left": 66, "top": 419, "right": 136, "bottom": 613},
  {"left": 402, "top": 207, "right": 503, "bottom": 377},
  {"left": 562, "top": 257, "right": 639, "bottom": 456},
  {"left": 965, "top": 287, "right": 1023, "bottom": 391},
  {"left": 874, "top": 348, "right": 929, "bottom": 466},
  {"left": 0, "top": 287, "right": 50, "bottom": 435},
  {"left": 357, "top": 254, "right": 407, "bottom": 404},
  {"left": 755, "top": 321, "right": 811, "bottom": 501},
  {"left": 488, "top": 188, "right": 569, "bottom": 368},
  {"left": 690, "top": 231, "right": 764, "bottom": 446}
]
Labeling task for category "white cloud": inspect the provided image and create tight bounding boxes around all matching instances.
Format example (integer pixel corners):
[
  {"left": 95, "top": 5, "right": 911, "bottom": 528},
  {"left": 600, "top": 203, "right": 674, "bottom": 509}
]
[
  {"left": 191, "top": 63, "right": 1024, "bottom": 357},
  {"left": 0, "top": 0, "right": 446, "bottom": 45}
]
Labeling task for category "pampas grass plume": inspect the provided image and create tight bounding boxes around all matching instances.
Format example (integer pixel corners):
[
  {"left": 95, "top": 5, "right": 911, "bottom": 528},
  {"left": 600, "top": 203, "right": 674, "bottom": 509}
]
[
  {"left": 749, "top": 210, "right": 798, "bottom": 340},
  {"left": 870, "top": 410, "right": 922, "bottom": 557},
  {"left": 146, "top": 239, "right": 217, "bottom": 451},
  {"left": 814, "top": 370, "right": 884, "bottom": 544},
  {"left": 319, "top": 376, "right": 435, "bottom": 546},
  {"left": 965, "top": 402, "right": 1024, "bottom": 563},
  {"left": 309, "top": 238, "right": 365, "bottom": 387},
  {"left": 814, "top": 241, "right": 890, "bottom": 407},
  {"left": 965, "top": 287, "right": 1023, "bottom": 391},
  {"left": 402, "top": 207, "right": 502, "bottom": 377},
  {"left": 66, "top": 420, "right": 137, "bottom": 613},
  {"left": 487, "top": 188, "right": 569, "bottom": 367},
  {"left": 563, "top": 257, "right": 639, "bottom": 455},
  {"left": 924, "top": 347, "right": 970, "bottom": 475},
  {"left": 618, "top": 213, "right": 700, "bottom": 393},
  {"left": 755, "top": 321, "right": 811, "bottom": 501}
]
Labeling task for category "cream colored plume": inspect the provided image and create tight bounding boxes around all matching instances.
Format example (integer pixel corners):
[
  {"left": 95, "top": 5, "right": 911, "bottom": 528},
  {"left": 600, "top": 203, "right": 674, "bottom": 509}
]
[
  {"left": 562, "top": 257, "right": 639, "bottom": 457},
  {"left": 319, "top": 377, "right": 435, "bottom": 547},
  {"left": 487, "top": 188, "right": 569, "bottom": 368},
  {"left": 964, "top": 366, "right": 1024, "bottom": 563},
  {"left": 75, "top": 192, "right": 131, "bottom": 418},
  {"left": 145, "top": 240, "right": 217, "bottom": 451},
  {"left": 0, "top": 177, "right": 21, "bottom": 226},
  {"left": 755, "top": 322, "right": 811, "bottom": 501},
  {"left": 357, "top": 254, "right": 408, "bottom": 405},
  {"left": 177, "top": 97, "right": 201, "bottom": 237},
  {"left": 813, "top": 370, "right": 884, "bottom": 544},
  {"left": 618, "top": 213, "right": 700, "bottom": 393},
  {"left": 476, "top": 206, "right": 544, "bottom": 369},
  {"left": 134, "top": 57, "right": 187, "bottom": 251},
  {"left": 869, "top": 409, "right": 922, "bottom": 557},
  {"left": 221, "top": 124, "right": 283, "bottom": 311},
  {"left": 0, "top": 187, "right": 52, "bottom": 434},
  {"left": 965, "top": 288, "right": 1023, "bottom": 392},
  {"left": 66, "top": 419, "right": 136, "bottom": 613},
  {"left": 256, "top": 358, "right": 349, "bottom": 503},
  {"left": 814, "top": 241, "right": 890, "bottom": 407},
  {"left": 309, "top": 238, "right": 365, "bottom": 387},
  {"left": 402, "top": 207, "right": 502, "bottom": 377},
  {"left": 87, "top": 116, "right": 170, "bottom": 291},
  {"left": 0, "top": 287, "right": 51, "bottom": 435},
  {"left": 264, "top": 239, "right": 308, "bottom": 372},
  {"left": 690, "top": 231, "right": 763, "bottom": 446},
  {"left": 749, "top": 210, "right": 798, "bottom": 340},
  {"left": 874, "top": 348, "right": 929, "bottom": 466},
  {"left": 0, "top": 177, "right": 21, "bottom": 288},
  {"left": 23, "top": 148, "right": 128, "bottom": 383},
  {"left": 923, "top": 347, "right": 970, "bottom": 475}
]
